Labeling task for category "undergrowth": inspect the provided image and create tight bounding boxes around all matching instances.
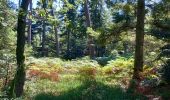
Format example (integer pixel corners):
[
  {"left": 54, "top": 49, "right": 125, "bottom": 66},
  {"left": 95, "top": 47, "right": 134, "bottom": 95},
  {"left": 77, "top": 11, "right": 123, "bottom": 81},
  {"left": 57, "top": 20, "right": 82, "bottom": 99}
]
[{"left": 21, "top": 57, "right": 149, "bottom": 100}]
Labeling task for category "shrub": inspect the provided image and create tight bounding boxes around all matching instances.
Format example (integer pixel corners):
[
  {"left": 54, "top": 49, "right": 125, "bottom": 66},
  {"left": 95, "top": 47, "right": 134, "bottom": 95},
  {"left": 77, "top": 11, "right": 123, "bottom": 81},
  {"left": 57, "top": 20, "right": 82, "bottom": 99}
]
[
  {"left": 27, "top": 69, "right": 59, "bottom": 82},
  {"left": 0, "top": 53, "right": 16, "bottom": 96},
  {"left": 79, "top": 67, "right": 98, "bottom": 84},
  {"left": 95, "top": 56, "right": 116, "bottom": 66},
  {"left": 161, "top": 60, "right": 170, "bottom": 84},
  {"left": 79, "top": 67, "right": 97, "bottom": 76},
  {"left": 26, "top": 57, "right": 62, "bottom": 82},
  {"left": 102, "top": 66, "right": 122, "bottom": 75},
  {"left": 26, "top": 57, "right": 63, "bottom": 73},
  {"left": 102, "top": 57, "right": 134, "bottom": 75},
  {"left": 106, "top": 57, "right": 134, "bottom": 69},
  {"left": 63, "top": 57, "right": 100, "bottom": 68},
  {"left": 160, "top": 90, "right": 170, "bottom": 100}
]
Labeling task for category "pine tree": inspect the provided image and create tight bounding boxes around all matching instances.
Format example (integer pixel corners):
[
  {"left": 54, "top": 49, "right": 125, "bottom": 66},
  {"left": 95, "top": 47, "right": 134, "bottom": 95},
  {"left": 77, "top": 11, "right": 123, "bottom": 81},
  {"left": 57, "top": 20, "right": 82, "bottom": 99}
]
[
  {"left": 151, "top": 0, "right": 170, "bottom": 84},
  {"left": 9, "top": 0, "right": 30, "bottom": 98},
  {"left": 133, "top": 0, "right": 145, "bottom": 80}
]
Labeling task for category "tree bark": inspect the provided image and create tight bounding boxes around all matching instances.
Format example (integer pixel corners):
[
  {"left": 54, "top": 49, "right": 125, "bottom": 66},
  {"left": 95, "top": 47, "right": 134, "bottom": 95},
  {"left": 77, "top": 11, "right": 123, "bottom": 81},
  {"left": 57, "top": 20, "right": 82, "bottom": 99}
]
[
  {"left": 84, "top": 0, "right": 91, "bottom": 27},
  {"left": 28, "top": 0, "right": 32, "bottom": 46},
  {"left": 42, "top": 19, "right": 46, "bottom": 56},
  {"left": 50, "top": 1, "right": 60, "bottom": 57},
  {"left": 18, "top": 0, "right": 21, "bottom": 7},
  {"left": 9, "top": 0, "right": 30, "bottom": 98},
  {"left": 54, "top": 27, "right": 60, "bottom": 57},
  {"left": 133, "top": 0, "right": 145, "bottom": 79},
  {"left": 84, "top": 0, "right": 95, "bottom": 57},
  {"left": 41, "top": 0, "right": 48, "bottom": 57},
  {"left": 67, "top": 31, "right": 71, "bottom": 59}
]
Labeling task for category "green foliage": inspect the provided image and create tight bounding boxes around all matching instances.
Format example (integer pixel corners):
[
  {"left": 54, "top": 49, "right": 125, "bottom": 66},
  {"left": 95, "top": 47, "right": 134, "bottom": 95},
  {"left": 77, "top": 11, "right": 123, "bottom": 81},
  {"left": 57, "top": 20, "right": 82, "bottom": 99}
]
[
  {"left": 0, "top": 54, "right": 16, "bottom": 97},
  {"left": 0, "top": 4, "right": 16, "bottom": 88},
  {"left": 161, "top": 92, "right": 170, "bottom": 100},
  {"left": 63, "top": 57, "right": 100, "bottom": 68},
  {"left": 1, "top": 0, "right": 169, "bottom": 99},
  {"left": 87, "top": 27, "right": 100, "bottom": 39},
  {"left": 26, "top": 57, "right": 63, "bottom": 74},
  {"left": 102, "top": 57, "right": 133, "bottom": 76},
  {"left": 0, "top": 0, "right": 16, "bottom": 52},
  {"left": 95, "top": 56, "right": 115, "bottom": 66},
  {"left": 161, "top": 60, "right": 170, "bottom": 84},
  {"left": 151, "top": 0, "right": 170, "bottom": 85},
  {"left": 155, "top": 86, "right": 170, "bottom": 100},
  {"left": 126, "top": 79, "right": 136, "bottom": 94},
  {"left": 6, "top": 57, "right": 148, "bottom": 99},
  {"left": 24, "top": 78, "right": 82, "bottom": 99},
  {"left": 28, "top": 79, "right": 147, "bottom": 100},
  {"left": 106, "top": 57, "right": 134, "bottom": 69}
]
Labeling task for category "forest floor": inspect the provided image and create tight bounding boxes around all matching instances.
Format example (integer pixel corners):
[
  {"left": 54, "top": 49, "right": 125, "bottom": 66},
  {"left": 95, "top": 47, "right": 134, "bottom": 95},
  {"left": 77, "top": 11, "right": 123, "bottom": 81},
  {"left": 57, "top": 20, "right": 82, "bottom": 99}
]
[
  {"left": 1, "top": 57, "right": 169, "bottom": 100},
  {"left": 19, "top": 57, "right": 170, "bottom": 100}
]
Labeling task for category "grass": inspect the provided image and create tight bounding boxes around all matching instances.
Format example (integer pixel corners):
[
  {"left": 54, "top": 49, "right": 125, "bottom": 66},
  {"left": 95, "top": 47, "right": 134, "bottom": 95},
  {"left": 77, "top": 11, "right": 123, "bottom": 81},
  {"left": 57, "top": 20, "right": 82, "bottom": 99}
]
[
  {"left": 33, "top": 81, "right": 147, "bottom": 100},
  {"left": 24, "top": 73, "right": 147, "bottom": 100},
  {"left": 24, "top": 75, "right": 82, "bottom": 99}
]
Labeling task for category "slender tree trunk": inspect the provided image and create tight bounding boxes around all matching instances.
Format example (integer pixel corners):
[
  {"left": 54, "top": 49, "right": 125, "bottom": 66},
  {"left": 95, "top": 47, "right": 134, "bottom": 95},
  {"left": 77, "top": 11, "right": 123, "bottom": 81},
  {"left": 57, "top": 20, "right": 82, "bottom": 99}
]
[
  {"left": 9, "top": 0, "right": 30, "bottom": 98},
  {"left": 18, "top": 0, "right": 21, "bottom": 8},
  {"left": 41, "top": 0, "right": 48, "bottom": 57},
  {"left": 84, "top": 0, "right": 91, "bottom": 27},
  {"left": 67, "top": 31, "right": 71, "bottom": 59},
  {"left": 42, "top": 19, "right": 46, "bottom": 56},
  {"left": 28, "top": 0, "right": 32, "bottom": 46},
  {"left": 133, "top": 0, "right": 145, "bottom": 79},
  {"left": 84, "top": 0, "right": 95, "bottom": 57},
  {"left": 123, "top": 42, "right": 129, "bottom": 54},
  {"left": 50, "top": 2, "right": 60, "bottom": 57},
  {"left": 54, "top": 27, "right": 60, "bottom": 56}
]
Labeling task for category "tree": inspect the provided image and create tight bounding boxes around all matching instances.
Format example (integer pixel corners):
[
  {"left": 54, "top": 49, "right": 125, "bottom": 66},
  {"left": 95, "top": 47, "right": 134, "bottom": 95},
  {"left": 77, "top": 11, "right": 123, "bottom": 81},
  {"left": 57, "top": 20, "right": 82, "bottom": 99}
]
[
  {"left": 9, "top": 0, "right": 30, "bottom": 98},
  {"left": 133, "top": 0, "right": 145, "bottom": 79},
  {"left": 42, "top": 0, "right": 48, "bottom": 56},
  {"left": 27, "top": 0, "right": 32, "bottom": 46},
  {"left": 49, "top": 0, "right": 60, "bottom": 57},
  {"left": 151, "top": 0, "right": 170, "bottom": 84},
  {"left": 61, "top": 0, "right": 78, "bottom": 59},
  {"left": 90, "top": 0, "right": 106, "bottom": 57},
  {"left": 84, "top": 0, "right": 95, "bottom": 57},
  {"left": 0, "top": 0, "right": 16, "bottom": 54}
]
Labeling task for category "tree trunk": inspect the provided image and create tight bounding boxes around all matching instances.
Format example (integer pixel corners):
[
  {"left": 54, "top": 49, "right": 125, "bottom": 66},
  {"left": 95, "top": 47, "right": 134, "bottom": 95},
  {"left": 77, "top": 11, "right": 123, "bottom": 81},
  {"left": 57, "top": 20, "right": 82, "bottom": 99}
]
[
  {"left": 42, "top": 19, "right": 46, "bottom": 56},
  {"left": 54, "top": 26, "right": 60, "bottom": 57},
  {"left": 9, "top": 0, "right": 30, "bottom": 98},
  {"left": 50, "top": 2, "right": 60, "bottom": 57},
  {"left": 123, "top": 42, "right": 129, "bottom": 54},
  {"left": 67, "top": 31, "right": 71, "bottom": 59},
  {"left": 28, "top": 0, "right": 32, "bottom": 46},
  {"left": 84, "top": 0, "right": 95, "bottom": 57},
  {"left": 133, "top": 0, "right": 145, "bottom": 80},
  {"left": 41, "top": 0, "right": 48, "bottom": 57},
  {"left": 18, "top": 0, "right": 21, "bottom": 7},
  {"left": 84, "top": 0, "right": 91, "bottom": 27}
]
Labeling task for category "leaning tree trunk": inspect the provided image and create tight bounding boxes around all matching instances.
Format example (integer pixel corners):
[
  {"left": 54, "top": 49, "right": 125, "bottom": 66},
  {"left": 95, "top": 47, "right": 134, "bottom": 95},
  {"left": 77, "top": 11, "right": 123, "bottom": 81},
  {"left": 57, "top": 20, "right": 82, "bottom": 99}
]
[
  {"left": 9, "top": 0, "right": 30, "bottom": 98},
  {"left": 133, "top": 0, "right": 145, "bottom": 80},
  {"left": 84, "top": 0, "right": 95, "bottom": 57}
]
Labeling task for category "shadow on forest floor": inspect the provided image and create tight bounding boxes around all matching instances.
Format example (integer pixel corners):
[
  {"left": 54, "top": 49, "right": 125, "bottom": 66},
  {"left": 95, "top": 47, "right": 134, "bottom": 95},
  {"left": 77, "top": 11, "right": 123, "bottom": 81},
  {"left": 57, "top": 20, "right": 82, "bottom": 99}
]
[{"left": 34, "top": 80, "right": 147, "bottom": 100}]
